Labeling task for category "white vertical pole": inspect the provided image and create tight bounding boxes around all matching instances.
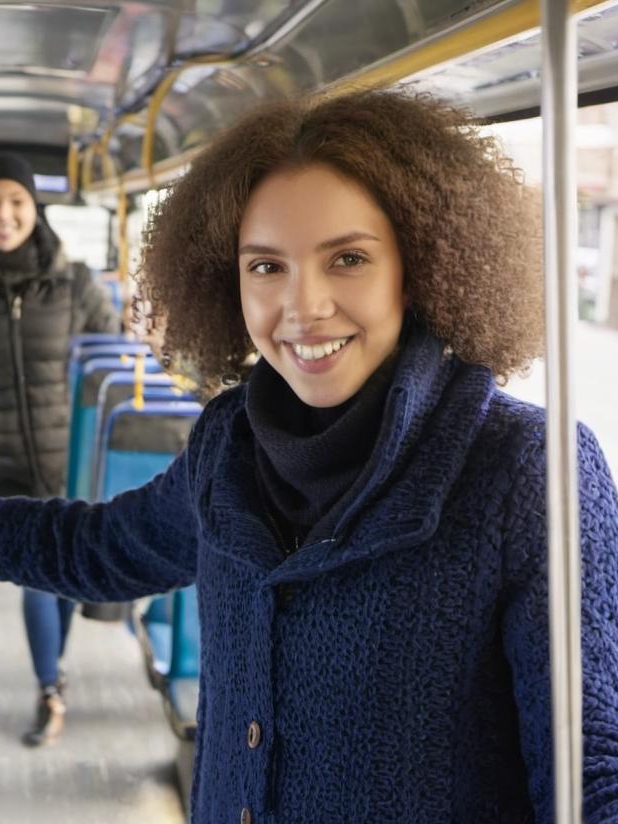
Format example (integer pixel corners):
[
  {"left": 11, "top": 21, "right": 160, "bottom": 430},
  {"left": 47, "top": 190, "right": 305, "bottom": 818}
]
[{"left": 541, "top": 1, "right": 583, "bottom": 823}]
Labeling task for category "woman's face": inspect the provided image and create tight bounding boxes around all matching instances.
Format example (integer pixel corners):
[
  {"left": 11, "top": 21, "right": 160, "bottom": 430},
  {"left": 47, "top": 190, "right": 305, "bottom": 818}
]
[
  {"left": 0, "top": 179, "right": 37, "bottom": 252},
  {"left": 239, "top": 164, "right": 405, "bottom": 408}
]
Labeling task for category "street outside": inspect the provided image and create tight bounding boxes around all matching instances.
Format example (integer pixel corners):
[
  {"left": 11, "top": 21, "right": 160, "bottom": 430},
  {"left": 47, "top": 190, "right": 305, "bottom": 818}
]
[{"left": 506, "top": 320, "right": 618, "bottom": 483}]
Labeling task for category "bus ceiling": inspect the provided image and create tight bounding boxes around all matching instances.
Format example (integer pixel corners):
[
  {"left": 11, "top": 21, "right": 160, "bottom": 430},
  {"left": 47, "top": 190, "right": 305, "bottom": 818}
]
[{"left": 1, "top": 0, "right": 617, "bottom": 199}]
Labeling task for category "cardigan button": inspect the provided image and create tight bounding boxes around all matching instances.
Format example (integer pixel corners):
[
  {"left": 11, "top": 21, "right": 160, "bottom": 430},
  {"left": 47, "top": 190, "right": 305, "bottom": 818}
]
[
  {"left": 240, "top": 807, "right": 252, "bottom": 824},
  {"left": 247, "top": 720, "right": 262, "bottom": 749}
]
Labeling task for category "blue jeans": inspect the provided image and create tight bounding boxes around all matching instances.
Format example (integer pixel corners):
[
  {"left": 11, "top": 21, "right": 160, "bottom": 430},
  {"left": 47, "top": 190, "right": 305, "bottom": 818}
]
[{"left": 22, "top": 589, "right": 75, "bottom": 688}]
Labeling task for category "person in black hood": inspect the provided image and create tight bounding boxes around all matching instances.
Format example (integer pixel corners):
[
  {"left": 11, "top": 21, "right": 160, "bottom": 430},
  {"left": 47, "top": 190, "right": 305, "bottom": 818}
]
[{"left": 0, "top": 151, "right": 120, "bottom": 746}]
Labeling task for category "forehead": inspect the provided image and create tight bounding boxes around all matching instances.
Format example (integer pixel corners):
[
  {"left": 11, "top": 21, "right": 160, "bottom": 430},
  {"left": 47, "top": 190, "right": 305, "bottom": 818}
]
[
  {"left": 239, "top": 163, "right": 393, "bottom": 242},
  {"left": 0, "top": 179, "right": 33, "bottom": 200}
]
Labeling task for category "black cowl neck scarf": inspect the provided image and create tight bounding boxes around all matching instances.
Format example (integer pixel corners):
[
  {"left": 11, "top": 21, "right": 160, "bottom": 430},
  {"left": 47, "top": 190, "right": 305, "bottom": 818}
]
[
  {"left": 246, "top": 332, "right": 402, "bottom": 551},
  {"left": 0, "top": 218, "right": 60, "bottom": 282}
]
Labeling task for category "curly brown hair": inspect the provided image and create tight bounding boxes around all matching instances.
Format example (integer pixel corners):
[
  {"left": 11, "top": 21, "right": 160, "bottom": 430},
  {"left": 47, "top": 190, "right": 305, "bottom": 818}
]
[{"left": 139, "top": 88, "right": 543, "bottom": 385}]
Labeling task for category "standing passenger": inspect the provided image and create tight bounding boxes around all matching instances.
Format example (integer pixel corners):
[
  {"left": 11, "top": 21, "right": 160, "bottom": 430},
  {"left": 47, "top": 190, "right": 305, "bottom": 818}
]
[
  {"left": 0, "top": 152, "right": 120, "bottom": 746},
  {"left": 0, "top": 92, "right": 617, "bottom": 820}
]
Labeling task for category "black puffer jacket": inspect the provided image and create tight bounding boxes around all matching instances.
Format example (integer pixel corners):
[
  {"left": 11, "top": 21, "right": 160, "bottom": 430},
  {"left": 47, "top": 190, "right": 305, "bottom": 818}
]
[{"left": 0, "top": 219, "right": 119, "bottom": 497}]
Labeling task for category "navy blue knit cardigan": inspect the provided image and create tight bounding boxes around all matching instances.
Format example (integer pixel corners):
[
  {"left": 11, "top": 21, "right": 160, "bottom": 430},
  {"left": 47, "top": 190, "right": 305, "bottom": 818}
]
[{"left": 1, "top": 332, "right": 618, "bottom": 823}]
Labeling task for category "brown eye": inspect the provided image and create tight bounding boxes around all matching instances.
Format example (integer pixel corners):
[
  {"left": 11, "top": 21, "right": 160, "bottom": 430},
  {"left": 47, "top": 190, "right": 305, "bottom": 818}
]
[
  {"left": 333, "top": 252, "right": 367, "bottom": 268},
  {"left": 250, "top": 261, "right": 282, "bottom": 275}
]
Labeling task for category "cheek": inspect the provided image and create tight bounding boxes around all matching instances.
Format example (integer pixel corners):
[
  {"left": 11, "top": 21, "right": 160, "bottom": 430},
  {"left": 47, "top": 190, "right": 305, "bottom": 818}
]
[
  {"left": 362, "top": 271, "right": 405, "bottom": 321},
  {"left": 240, "top": 284, "right": 271, "bottom": 343},
  {"left": 19, "top": 207, "right": 37, "bottom": 236}
]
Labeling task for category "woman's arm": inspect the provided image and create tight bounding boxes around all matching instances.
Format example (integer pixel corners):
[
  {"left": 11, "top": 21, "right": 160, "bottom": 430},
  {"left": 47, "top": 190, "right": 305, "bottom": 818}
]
[
  {"left": 0, "top": 409, "right": 208, "bottom": 603},
  {"left": 502, "top": 421, "right": 618, "bottom": 824}
]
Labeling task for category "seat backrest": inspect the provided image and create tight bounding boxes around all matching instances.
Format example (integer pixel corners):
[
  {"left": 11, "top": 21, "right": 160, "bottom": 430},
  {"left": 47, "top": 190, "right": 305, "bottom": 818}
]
[
  {"left": 66, "top": 354, "right": 161, "bottom": 499},
  {"left": 169, "top": 586, "right": 200, "bottom": 680},
  {"left": 97, "top": 371, "right": 194, "bottom": 427},
  {"left": 91, "top": 371, "right": 195, "bottom": 496},
  {"left": 96, "top": 399, "right": 202, "bottom": 501},
  {"left": 68, "top": 341, "right": 151, "bottom": 398}
]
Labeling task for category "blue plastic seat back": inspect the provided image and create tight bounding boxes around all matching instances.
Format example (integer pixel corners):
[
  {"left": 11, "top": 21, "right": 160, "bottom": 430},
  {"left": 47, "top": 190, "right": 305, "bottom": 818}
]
[
  {"left": 145, "top": 594, "right": 173, "bottom": 625},
  {"left": 98, "top": 399, "right": 202, "bottom": 695},
  {"left": 143, "top": 587, "right": 199, "bottom": 683},
  {"left": 102, "top": 451, "right": 178, "bottom": 498},
  {"left": 96, "top": 399, "right": 202, "bottom": 501},
  {"left": 67, "top": 354, "right": 161, "bottom": 499},
  {"left": 69, "top": 341, "right": 152, "bottom": 398},
  {"left": 95, "top": 372, "right": 195, "bottom": 451},
  {"left": 144, "top": 595, "right": 174, "bottom": 676},
  {"left": 169, "top": 586, "right": 200, "bottom": 680},
  {"left": 91, "top": 371, "right": 195, "bottom": 496},
  {"left": 68, "top": 334, "right": 135, "bottom": 392}
]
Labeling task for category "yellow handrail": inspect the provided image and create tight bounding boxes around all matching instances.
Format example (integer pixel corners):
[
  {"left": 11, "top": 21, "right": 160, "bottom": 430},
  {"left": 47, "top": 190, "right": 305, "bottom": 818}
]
[
  {"left": 141, "top": 54, "right": 230, "bottom": 185},
  {"left": 67, "top": 140, "right": 80, "bottom": 197},
  {"left": 327, "top": 0, "right": 605, "bottom": 96},
  {"left": 133, "top": 353, "right": 145, "bottom": 410},
  {"left": 117, "top": 179, "right": 129, "bottom": 282}
]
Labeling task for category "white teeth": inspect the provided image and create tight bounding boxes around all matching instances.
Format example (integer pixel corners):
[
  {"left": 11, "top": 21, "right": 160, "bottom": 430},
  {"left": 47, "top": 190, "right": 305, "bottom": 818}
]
[{"left": 291, "top": 337, "right": 350, "bottom": 361}]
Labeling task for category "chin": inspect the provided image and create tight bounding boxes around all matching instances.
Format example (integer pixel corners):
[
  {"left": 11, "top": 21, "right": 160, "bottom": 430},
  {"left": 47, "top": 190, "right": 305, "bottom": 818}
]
[{"left": 291, "top": 383, "right": 355, "bottom": 409}]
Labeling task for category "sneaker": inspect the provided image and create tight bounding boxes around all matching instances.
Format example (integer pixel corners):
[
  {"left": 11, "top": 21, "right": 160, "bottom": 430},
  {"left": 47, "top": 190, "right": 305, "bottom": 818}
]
[{"left": 21, "top": 687, "right": 66, "bottom": 747}]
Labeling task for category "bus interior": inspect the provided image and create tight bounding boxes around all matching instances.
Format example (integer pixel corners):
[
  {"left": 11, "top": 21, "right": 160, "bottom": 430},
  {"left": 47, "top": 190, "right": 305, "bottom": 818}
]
[{"left": 1, "top": 1, "right": 618, "bottom": 822}]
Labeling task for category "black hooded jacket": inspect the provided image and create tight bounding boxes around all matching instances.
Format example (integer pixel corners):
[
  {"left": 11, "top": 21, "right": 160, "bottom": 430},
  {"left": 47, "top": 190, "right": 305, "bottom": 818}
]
[{"left": 0, "top": 218, "right": 119, "bottom": 497}]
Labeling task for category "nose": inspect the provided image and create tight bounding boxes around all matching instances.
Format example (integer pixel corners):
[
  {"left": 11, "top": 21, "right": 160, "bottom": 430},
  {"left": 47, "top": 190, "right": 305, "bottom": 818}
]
[
  {"left": 0, "top": 199, "right": 12, "bottom": 222},
  {"left": 285, "top": 267, "right": 335, "bottom": 326}
]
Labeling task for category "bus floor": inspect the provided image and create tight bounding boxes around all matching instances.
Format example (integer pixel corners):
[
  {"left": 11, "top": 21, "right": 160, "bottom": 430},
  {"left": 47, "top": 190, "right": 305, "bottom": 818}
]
[{"left": 0, "top": 582, "right": 187, "bottom": 824}]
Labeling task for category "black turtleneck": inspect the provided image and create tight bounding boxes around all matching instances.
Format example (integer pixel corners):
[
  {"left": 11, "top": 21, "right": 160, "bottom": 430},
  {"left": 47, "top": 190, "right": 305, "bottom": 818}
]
[
  {"left": 0, "top": 236, "right": 39, "bottom": 275},
  {"left": 246, "top": 349, "right": 398, "bottom": 553},
  {"left": 0, "top": 218, "right": 60, "bottom": 280}
]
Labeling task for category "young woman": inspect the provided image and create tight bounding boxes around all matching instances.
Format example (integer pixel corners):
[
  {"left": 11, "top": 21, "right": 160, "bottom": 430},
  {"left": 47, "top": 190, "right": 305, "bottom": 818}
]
[
  {"left": 0, "top": 152, "right": 120, "bottom": 746},
  {"left": 0, "top": 92, "right": 617, "bottom": 821}
]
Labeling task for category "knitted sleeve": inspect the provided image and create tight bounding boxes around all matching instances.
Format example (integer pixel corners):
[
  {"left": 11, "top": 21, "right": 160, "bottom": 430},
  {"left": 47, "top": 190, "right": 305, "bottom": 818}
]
[
  {"left": 501, "top": 420, "right": 618, "bottom": 824},
  {"left": 0, "top": 405, "right": 211, "bottom": 602}
]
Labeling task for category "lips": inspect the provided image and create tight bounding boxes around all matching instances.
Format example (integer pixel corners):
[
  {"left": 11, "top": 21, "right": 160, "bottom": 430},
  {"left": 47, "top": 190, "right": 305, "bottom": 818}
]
[
  {"left": 288, "top": 336, "right": 352, "bottom": 362},
  {"left": 283, "top": 335, "right": 355, "bottom": 375}
]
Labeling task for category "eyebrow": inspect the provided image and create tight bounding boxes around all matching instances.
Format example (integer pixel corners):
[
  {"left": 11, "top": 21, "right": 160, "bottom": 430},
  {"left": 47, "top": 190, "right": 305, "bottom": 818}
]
[{"left": 238, "top": 232, "right": 381, "bottom": 257}]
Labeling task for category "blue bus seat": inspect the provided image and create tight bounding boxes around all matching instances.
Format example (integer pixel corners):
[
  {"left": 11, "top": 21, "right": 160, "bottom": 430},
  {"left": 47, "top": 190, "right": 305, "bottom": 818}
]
[
  {"left": 91, "top": 371, "right": 195, "bottom": 498},
  {"left": 145, "top": 613, "right": 173, "bottom": 676},
  {"left": 139, "top": 586, "right": 200, "bottom": 742},
  {"left": 95, "top": 398, "right": 201, "bottom": 501},
  {"left": 169, "top": 585, "right": 200, "bottom": 680},
  {"left": 68, "top": 340, "right": 151, "bottom": 398},
  {"left": 66, "top": 354, "right": 161, "bottom": 500},
  {"left": 166, "top": 586, "right": 200, "bottom": 739},
  {"left": 68, "top": 334, "right": 135, "bottom": 393},
  {"left": 95, "top": 396, "right": 203, "bottom": 742}
]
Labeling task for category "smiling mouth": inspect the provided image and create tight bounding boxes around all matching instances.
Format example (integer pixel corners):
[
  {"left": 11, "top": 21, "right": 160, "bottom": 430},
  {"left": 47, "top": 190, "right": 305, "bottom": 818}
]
[{"left": 288, "top": 336, "right": 353, "bottom": 362}]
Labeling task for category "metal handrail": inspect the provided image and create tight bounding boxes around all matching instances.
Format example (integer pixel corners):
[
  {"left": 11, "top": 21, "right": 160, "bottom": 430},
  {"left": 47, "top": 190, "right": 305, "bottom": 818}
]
[{"left": 541, "top": 1, "right": 583, "bottom": 821}]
